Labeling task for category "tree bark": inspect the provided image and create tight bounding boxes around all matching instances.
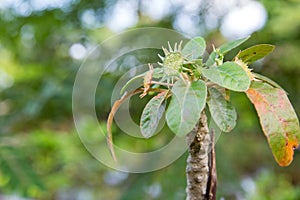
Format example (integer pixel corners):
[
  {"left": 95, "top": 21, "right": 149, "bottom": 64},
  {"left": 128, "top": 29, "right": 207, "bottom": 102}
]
[{"left": 186, "top": 111, "right": 217, "bottom": 200}]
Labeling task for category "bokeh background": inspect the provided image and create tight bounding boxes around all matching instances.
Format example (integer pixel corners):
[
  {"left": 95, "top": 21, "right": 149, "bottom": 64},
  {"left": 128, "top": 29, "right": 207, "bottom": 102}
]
[{"left": 1, "top": 0, "right": 300, "bottom": 199}]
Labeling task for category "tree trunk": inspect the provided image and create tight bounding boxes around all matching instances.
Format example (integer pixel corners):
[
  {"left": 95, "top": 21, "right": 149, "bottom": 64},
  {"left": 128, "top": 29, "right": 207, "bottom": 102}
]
[{"left": 186, "top": 111, "right": 217, "bottom": 200}]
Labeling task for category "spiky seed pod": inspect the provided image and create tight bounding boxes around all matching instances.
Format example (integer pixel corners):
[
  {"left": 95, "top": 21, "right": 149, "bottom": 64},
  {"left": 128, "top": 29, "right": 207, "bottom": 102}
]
[
  {"left": 158, "top": 42, "right": 185, "bottom": 76},
  {"left": 234, "top": 58, "right": 255, "bottom": 81}
]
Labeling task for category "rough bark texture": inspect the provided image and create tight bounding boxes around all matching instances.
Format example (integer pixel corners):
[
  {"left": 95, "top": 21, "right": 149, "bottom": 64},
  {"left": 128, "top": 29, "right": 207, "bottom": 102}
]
[{"left": 186, "top": 111, "right": 217, "bottom": 200}]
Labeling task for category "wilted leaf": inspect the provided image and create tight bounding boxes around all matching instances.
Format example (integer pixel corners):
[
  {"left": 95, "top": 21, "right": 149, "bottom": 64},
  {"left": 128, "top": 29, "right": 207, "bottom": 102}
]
[
  {"left": 120, "top": 68, "right": 163, "bottom": 94},
  {"left": 202, "top": 62, "right": 251, "bottom": 91},
  {"left": 166, "top": 79, "right": 207, "bottom": 136},
  {"left": 207, "top": 87, "right": 237, "bottom": 132},
  {"left": 246, "top": 81, "right": 300, "bottom": 166},
  {"left": 237, "top": 44, "right": 275, "bottom": 64},
  {"left": 107, "top": 89, "right": 143, "bottom": 161},
  {"left": 182, "top": 36, "right": 206, "bottom": 59},
  {"left": 107, "top": 88, "right": 166, "bottom": 160},
  {"left": 140, "top": 91, "right": 168, "bottom": 138},
  {"left": 206, "top": 36, "right": 250, "bottom": 66}
]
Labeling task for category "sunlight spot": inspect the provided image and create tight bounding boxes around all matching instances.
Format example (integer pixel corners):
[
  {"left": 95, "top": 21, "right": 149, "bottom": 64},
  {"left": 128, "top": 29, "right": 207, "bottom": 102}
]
[
  {"left": 241, "top": 176, "right": 256, "bottom": 195},
  {"left": 141, "top": 0, "right": 171, "bottom": 20},
  {"left": 30, "top": 0, "right": 72, "bottom": 11},
  {"left": 212, "top": 0, "right": 239, "bottom": 15},
  {"left": 0, "top": 0, "right": 21, "bottom": 10},
  {"left": 181, "top": 0, "right": 203, "bottom": 13},
  {"left": 221, "top": 1, "right": 267, "bottom": 39},
  {"left": 0, "top": 69, "right": 14, "bottom": 91},
  {"left": 104, "top": 170, "right": 128, "bottom": 186},
  {"left": 21, "top": 25, "right": 36, "bottom": 48},
  {"left": 173, "top": 12, "right": 203, "bottom": 37},
  {"left": 80, "top": 9, "right": 102, "bottom": 29},
  {"left": 0, "top": 0, "right": 74, "bottom": 15},
  {"left": 105, "top": 0, "right": 138, "bottom": 32},
  {"left": 145, "top": 183, "right": 162, "bottom": 198},
  {"left": 69, "top": 43, "right": 87, "bottom": 60},
  {"left": 16, "top": 2, "right": 32, "bottom": 16},
  {"left": 205, "top": 12, "right": 219, "bottom": 30}
]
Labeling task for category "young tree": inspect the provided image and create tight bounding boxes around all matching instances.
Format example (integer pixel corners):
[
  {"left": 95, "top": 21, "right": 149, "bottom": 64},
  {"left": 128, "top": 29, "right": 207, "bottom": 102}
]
[{"left": 107, "top": 36, "right": 300, "bottom": 200}]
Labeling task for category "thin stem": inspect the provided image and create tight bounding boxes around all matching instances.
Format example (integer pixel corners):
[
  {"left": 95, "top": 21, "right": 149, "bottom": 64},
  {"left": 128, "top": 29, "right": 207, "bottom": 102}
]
[{"left": 151, "top": 81, "right": 174, "bottom": 87}]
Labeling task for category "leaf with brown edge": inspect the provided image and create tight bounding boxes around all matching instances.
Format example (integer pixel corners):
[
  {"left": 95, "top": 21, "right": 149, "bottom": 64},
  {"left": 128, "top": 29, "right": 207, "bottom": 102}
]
[
  {"left": 107, "top": 89, "right": 143, "bottom": 161},
  {"left": 246, "top": 81, "right": 300, "bottom": 166},
  {"left": 107, "top": 88, "right": 167, "bottom": 161},
  {"left": 120, "top": 68, "right": 163, "bottom": 95}
]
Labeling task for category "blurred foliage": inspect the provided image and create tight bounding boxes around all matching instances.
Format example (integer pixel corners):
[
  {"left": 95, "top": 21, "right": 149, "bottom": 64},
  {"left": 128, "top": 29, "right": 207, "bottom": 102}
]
[
  {"left": 0, "top": 0, "right": 300, "bottom": 199},
  {"left": 247, "top": 170, "right": 300, "bottom": 200}
]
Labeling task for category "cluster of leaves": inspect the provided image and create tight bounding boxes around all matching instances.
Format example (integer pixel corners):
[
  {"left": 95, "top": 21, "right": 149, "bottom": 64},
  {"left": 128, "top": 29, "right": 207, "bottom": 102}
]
[{"left": 107, "top": 36, "right": 300, "bottom": 166}]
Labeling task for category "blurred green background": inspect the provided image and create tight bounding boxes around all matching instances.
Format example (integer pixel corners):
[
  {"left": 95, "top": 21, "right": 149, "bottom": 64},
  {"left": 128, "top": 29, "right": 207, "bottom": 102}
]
[{"left": 1, "top": 0, "right": 300, "bottom": 199}]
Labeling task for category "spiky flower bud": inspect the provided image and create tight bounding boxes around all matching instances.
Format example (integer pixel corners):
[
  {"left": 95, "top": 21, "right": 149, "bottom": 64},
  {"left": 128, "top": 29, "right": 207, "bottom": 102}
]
[{"left": 158, "top": 41, "right": 185, "bottom": 76}]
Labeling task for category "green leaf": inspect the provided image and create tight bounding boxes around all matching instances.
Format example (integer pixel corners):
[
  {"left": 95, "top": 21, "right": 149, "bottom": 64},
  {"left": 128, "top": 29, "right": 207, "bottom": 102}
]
[
  {"left": 237, "top": 44, "right": 275, "bottom": 64},
  {"left": 182, "top": 37, "right": 206, "bottom": 59},
  {"left": 166, "top": 80, "right": 207, "bottom": 136},
  {"left": 206, "top": 36, "right": 250, "bottom": 66},
  {"left": 219, "top": 36, "right": 250, "bottom": 54},
  {"left": 246, "top": 81, "right": 300, "bottom": 166},
  {"left": 206, "top": 51, "right": 218, "bottom": 67},
  {"left": 140, "top": 91, "right": 168, "bottom": 138},
  {"left": 207, "top": 87, "right": 237, "bottom": 132},
  {"left": 201, "top": 62, "right": 251, "bottom": 91},
  {"left": 120, "top": 68, "right": 163, "bottom": 94}
]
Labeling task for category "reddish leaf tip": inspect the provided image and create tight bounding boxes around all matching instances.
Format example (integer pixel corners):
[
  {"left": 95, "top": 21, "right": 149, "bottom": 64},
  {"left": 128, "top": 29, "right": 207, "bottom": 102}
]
[
  {"left": 278, "top": 139, "right": 299, "bottom": 167},
  {"left": 246, "top": 81, "right": 300, "bottom": 167}
]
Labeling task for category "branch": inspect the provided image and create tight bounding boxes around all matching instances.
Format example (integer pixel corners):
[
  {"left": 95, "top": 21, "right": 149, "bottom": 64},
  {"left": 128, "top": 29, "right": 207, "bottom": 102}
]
[{"left": 186, "top": 111, "right": 216, "bottom": 200}]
